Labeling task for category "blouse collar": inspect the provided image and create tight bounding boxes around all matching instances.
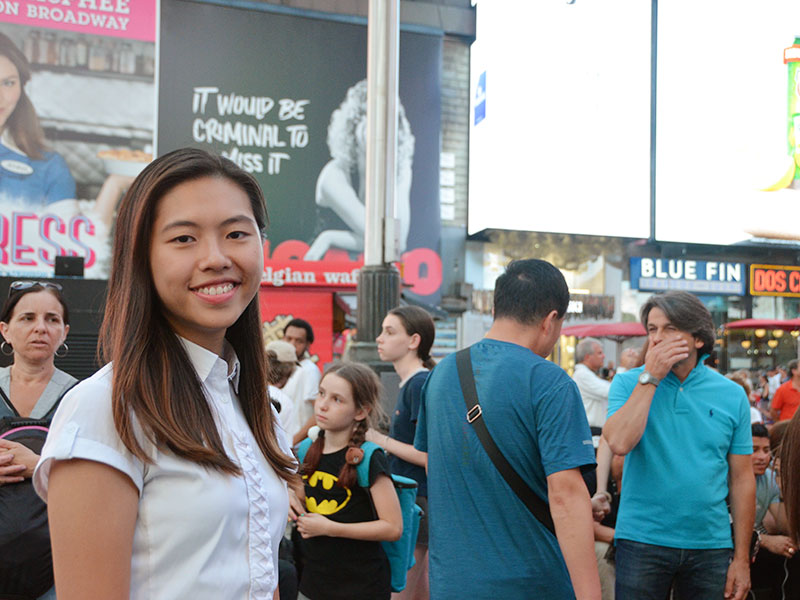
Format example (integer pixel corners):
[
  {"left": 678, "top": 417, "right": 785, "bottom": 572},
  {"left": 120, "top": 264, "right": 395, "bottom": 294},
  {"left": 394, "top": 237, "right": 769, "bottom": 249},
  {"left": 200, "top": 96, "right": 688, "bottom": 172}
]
[{"left": 178, "top": 336, "right": 241, "bottom": 394}]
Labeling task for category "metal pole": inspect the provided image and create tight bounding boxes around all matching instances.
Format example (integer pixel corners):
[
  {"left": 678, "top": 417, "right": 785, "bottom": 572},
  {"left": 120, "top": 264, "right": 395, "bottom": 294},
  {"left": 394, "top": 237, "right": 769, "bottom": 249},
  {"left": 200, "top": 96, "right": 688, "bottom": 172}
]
[
  {"left": 649, "top": 0, "right": 658, "bottom": 243},
  {"left": 349, "top": 0, "right": 402, "bottom": 363},
  {"left": 364, "top": 0, "right": 400, "bottom": 266}
]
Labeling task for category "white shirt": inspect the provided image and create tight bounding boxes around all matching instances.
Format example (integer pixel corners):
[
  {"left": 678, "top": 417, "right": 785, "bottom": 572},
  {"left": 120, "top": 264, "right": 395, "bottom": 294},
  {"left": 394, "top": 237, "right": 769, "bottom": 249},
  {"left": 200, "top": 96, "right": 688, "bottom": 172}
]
[
  {"left": 282, "top": 355, "right": 321, "bottom": 430},
  {"left": 34, "top": 338, "right": 292, "bottom": 599},
  {"left": 573, "top": 363, "right": 612, "bottom": 428},
  {"left": 269, "top": 384, "right": 298, "bottom": 440},
  {"left": 769, "top": 373, "right": 782, "bottom": 398}
]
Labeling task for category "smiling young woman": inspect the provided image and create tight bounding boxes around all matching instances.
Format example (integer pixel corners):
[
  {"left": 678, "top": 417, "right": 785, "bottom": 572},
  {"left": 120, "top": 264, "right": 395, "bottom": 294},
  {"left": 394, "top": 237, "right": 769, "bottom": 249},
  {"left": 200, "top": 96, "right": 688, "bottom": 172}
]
[{"left": 32, "top": 148, "right": 298, "bottom": 599}]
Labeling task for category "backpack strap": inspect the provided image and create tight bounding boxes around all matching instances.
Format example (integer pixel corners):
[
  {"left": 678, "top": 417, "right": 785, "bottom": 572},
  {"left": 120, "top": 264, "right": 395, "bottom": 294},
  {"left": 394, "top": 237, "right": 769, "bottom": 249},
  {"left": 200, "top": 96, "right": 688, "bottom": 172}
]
[
  {"left": 0, "top": 386, "right": 20, "bottom": 418},
  {"left": 296, "top": 437, "right": 313, "bottom": 463},
  {"left": 355, "top": 441, "right": 381, "bottom": 488}
]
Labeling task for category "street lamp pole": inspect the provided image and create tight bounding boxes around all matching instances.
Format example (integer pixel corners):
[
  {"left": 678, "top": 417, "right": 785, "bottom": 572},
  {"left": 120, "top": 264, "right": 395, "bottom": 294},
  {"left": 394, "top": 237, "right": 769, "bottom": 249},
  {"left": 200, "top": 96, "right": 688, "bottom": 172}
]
[{"left": 348, "top": 0, "right": 402, "bottom": 363}]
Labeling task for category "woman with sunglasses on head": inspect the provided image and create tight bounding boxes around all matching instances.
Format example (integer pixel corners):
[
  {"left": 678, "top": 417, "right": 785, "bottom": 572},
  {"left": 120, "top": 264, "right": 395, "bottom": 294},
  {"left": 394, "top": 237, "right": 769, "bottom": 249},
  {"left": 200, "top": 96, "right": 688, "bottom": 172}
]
[
  {"left": 32, "top": 148, "right": 298, "bottom": 599},
  {"left": 0, "top": 280, "right": 77, "bottom": 600}
]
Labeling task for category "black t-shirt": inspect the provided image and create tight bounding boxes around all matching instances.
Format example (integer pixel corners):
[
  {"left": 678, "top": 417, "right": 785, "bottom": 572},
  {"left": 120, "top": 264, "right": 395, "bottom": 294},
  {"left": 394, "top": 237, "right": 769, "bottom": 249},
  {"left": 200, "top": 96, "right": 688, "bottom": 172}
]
[
  {"left": 299, "top": 447, "right": 392, "bottom": 600},
  {"left": 388, "top": 371, "right": 428, "bottom": 497}
]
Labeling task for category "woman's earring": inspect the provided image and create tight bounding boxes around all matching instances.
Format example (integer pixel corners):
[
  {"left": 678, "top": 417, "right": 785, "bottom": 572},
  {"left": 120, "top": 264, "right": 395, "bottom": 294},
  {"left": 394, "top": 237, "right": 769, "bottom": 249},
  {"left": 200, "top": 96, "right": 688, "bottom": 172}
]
[
  {"left": 0, "top": 341, "right": 12, "bottom": 356},
  {"left": 55, "top": 342, "right": 69, "bottom": 358}
]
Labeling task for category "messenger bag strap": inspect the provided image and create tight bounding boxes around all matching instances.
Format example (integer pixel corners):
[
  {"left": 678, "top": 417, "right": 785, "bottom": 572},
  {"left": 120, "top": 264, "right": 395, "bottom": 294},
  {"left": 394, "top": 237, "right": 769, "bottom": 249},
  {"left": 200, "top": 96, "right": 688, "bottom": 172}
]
[{"left": 455, "top": 347, "right": 556, "bottom": 535}]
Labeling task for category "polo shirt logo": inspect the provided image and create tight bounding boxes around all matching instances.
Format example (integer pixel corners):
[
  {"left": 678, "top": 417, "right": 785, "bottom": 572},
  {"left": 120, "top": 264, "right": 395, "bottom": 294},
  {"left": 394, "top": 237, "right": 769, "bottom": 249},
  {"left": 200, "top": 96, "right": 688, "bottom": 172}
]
[{"left": 709, "top": 409, "right": 714, "bottom": 417}]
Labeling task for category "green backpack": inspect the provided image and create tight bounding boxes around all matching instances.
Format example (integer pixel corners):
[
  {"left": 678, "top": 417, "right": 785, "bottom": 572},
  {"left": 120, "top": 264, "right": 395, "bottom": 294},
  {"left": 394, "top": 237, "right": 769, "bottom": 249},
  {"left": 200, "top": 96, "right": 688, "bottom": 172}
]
[{"left": 296, "top": 438, "right": 422, "bottom": 592}]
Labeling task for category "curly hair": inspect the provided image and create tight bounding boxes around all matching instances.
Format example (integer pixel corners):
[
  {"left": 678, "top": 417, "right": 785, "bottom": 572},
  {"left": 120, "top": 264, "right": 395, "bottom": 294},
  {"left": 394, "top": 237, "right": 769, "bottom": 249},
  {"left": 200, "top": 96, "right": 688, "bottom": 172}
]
[{"left": 326, "top": 79, "right": 415, "bottom": 179}]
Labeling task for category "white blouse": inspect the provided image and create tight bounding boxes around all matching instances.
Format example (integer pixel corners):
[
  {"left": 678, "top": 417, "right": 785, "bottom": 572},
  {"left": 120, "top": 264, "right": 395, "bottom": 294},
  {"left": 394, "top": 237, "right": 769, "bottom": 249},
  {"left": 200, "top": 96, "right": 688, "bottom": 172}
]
[{"left": 33, "top": 338, "right": 292, "bottom": 599}]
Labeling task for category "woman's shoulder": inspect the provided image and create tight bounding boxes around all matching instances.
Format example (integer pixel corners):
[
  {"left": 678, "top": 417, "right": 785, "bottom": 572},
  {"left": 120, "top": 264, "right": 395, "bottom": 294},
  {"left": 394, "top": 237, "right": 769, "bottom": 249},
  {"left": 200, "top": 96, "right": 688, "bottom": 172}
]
[
  {"left": 51, "top": 367, "right": 79, "bottom": 388},
  {"left": 52, "top": 364, "right": 115, "bottom": 426},
  {"left": 35, "top": 363, "right": 148, "bottom": 499}
]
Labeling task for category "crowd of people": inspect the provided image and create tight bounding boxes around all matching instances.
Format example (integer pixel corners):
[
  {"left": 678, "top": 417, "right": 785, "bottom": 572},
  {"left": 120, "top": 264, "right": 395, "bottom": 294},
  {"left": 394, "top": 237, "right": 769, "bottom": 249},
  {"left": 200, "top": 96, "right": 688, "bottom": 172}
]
[{"left": 4, "top": 148, "right": 800, "bottom": 600}]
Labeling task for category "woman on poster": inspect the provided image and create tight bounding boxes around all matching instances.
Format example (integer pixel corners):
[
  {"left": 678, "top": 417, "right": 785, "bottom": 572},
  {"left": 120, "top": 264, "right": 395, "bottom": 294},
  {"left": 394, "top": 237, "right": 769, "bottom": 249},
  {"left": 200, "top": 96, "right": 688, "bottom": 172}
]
[
  {"left": 304, "top": 79, "right": 415, "bottom": 261},
  {"left": 0, "top": 32, "right": 76, "bottom": 207}
]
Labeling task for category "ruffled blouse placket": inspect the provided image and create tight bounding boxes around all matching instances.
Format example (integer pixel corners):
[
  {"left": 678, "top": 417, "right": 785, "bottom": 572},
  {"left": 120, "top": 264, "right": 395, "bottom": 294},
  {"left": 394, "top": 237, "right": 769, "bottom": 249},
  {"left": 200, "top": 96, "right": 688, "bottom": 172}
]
[{"left": 209, "top": 359, "right": 277, "bottom": 597}]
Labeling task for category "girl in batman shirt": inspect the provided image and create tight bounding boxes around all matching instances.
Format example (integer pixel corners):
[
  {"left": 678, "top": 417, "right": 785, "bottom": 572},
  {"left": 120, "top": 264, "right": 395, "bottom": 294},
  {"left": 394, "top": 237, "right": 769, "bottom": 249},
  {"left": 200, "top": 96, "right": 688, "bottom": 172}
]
[{"left": 293, "top": 363, "right": 402, "bottom": 600}]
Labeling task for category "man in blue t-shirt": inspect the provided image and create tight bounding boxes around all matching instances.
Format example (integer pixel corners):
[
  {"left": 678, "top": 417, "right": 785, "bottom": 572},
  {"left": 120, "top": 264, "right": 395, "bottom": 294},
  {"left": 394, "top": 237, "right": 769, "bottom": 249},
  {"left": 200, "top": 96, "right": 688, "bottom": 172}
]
[
  {"left": 414, "top": 259, "right": 600, "bottom": 600},
  {"left": 604, "top": 291, "right": 755, "bottom": 600}
]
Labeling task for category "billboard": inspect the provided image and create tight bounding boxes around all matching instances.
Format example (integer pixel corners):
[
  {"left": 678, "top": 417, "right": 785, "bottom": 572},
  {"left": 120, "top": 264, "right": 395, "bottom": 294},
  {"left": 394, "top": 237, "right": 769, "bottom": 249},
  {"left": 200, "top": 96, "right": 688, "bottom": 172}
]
[
  {"left": 0, "top": 5, "right": 156, "bottom": 278},
  {"left": 656, "top": 0, "right": 800, "bottom": 246},
  {"left": 158, "top": 1, "right": 444, "bottom": 302},
  {"left": 468, "top": 0, "right": 651, "bottom": 239}
]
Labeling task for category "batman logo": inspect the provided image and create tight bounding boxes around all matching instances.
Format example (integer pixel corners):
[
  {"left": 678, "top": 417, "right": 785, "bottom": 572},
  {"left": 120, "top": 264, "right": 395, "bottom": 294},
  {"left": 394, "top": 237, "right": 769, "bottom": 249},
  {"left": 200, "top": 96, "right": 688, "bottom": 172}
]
[{"left": 304, "top": 470, "right": 352, "bottom": 515}]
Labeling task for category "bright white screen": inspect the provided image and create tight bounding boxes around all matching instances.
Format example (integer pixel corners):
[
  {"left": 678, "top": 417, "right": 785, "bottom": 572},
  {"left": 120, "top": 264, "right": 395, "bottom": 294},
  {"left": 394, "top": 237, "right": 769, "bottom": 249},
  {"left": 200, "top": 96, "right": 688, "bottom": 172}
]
[
  {"left": 468, "top": 0, "right": 651, "bottom": 237},
  {"left": 656, "top": 1, "right": 800, "bottom": 245}
]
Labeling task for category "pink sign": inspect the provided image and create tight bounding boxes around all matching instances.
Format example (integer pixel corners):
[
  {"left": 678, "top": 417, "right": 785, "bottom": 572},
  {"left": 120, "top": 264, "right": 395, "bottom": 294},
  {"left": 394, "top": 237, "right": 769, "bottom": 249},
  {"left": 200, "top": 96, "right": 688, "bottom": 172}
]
[{"left": 0, "top": 0, "right": 156, "bottom": 42}]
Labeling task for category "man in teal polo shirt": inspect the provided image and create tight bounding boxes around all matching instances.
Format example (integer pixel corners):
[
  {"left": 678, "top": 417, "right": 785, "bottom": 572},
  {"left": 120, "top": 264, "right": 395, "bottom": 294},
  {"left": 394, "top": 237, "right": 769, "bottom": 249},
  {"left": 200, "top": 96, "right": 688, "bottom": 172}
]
[{"left": 604, "top": 291, "right": 755, "bottom": 600}]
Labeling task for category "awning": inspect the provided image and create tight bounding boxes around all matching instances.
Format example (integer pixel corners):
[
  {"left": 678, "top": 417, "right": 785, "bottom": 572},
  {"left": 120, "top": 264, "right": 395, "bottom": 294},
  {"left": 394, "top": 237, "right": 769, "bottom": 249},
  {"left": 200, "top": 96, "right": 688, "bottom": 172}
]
[{"left": 723, "top": 318, "right": 800, "bottom": 331}]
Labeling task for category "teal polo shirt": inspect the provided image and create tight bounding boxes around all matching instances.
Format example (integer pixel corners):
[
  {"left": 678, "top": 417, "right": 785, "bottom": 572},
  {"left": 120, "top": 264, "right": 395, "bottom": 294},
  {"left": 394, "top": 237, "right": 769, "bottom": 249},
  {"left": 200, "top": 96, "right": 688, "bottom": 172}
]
[{"left": 608, "top": 358, "right": 752, "bottom": 549}]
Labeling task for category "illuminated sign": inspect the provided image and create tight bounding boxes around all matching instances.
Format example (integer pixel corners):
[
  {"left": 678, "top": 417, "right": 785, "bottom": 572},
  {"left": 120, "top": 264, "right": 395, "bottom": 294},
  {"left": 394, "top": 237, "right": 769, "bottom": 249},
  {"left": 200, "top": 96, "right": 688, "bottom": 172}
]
[
  {"left": 630, "top": 258, "right": 746, "bottom": 295},
  {"left": 750, "top": 264, "right": 800, "bottom": 297}
]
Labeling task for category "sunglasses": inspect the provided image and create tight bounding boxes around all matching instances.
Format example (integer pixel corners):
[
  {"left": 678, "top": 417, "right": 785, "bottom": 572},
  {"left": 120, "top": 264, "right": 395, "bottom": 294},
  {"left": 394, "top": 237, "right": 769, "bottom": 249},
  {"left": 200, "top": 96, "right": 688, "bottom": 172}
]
[{"left": 8, "top": 281, "right": 63, "bottom": 296}]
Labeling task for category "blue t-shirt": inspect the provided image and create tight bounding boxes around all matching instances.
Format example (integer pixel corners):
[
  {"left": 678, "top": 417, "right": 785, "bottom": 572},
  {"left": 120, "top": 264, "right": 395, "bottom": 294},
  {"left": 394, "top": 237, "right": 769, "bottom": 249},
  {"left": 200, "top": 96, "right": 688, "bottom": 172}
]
[
  {"left": 388, "top": 370, "right": 428, "bottom": 497},
  {"left": 0, "top": 141, "right": 76, "bottom": 206},
  {"left": 608, "top": 361, "right": 752, "bottom": 549},
  {"left": 414, "top": 339, "right": 595, "bottom": 600}
]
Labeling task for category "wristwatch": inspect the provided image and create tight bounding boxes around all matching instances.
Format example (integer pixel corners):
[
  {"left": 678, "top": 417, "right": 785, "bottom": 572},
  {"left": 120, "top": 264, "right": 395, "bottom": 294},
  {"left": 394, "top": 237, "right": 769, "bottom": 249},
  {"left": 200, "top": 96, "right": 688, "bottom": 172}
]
[{"left": 638, "top": 371, "right": 660, "bottom": 387}]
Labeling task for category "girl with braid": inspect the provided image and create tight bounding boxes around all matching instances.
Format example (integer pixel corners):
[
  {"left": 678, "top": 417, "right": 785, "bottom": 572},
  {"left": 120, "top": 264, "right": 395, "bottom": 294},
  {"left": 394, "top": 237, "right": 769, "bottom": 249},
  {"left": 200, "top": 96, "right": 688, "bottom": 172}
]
[{"left": 293, "top": 363, "right": 402, "bottom": 600}]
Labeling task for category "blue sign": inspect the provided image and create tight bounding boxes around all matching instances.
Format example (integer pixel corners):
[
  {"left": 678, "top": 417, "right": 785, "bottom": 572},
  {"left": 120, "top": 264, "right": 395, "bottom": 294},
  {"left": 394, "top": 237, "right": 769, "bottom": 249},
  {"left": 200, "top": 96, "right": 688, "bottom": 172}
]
[
  {"left": 630, "top": 257, "right": 746, "bottom": 296},
  {"left": 474, "top": 71, "right": 486, "bottom": 125}
]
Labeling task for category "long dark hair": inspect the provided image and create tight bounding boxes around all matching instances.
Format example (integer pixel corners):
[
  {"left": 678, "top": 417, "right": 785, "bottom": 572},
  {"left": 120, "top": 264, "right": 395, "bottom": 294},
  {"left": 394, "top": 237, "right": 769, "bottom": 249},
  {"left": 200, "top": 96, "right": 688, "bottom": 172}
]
[
  {"left": 388, "top": 306, "right": 436, "bottom": 370},
  {"left": 0, "top": 33, "right": 46, "bottom": 159},
  {"left": 300, "top": 362, "right": 383, "bottom": 489},
  {"left": 780, "top": 412, "right": 800, "bottom": 542},
  {"left": 99, "top": 147, "right": 295, "bottom": 483}
]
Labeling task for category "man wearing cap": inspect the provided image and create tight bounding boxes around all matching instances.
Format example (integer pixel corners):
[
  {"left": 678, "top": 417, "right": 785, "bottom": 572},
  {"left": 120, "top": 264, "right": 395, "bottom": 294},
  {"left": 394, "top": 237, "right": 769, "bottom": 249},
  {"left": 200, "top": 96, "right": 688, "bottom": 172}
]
[
  {"left": 604, "top": 291, "right": 755, "bottom": 600},
  {"left": 265, "top": 339, "right": 300, "bottom": 437}
]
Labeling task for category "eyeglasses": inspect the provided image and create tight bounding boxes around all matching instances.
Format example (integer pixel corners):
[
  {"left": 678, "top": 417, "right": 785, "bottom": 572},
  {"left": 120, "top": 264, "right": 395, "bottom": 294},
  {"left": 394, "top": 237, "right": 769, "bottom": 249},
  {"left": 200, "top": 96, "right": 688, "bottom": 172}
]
[{"left": 8, "top": 281, "right": 63, "bottom": 296}]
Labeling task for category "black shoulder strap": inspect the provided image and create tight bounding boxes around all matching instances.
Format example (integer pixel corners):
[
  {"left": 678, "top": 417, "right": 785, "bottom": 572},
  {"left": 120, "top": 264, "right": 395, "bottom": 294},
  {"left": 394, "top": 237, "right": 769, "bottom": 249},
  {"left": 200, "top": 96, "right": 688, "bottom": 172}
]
[
  {"left": 0, "top": 386, "right": 20, "bottom": 417},
  {"left": 455, "top": 347, "right": 556, "bottom": 535}
]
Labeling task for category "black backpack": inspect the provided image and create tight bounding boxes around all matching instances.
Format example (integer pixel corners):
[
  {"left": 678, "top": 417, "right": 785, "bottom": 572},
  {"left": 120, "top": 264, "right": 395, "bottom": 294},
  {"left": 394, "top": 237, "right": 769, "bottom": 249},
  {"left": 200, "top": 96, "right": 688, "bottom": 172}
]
[{"left": 0, "top": 383, "right": 75, "bottom": 600}]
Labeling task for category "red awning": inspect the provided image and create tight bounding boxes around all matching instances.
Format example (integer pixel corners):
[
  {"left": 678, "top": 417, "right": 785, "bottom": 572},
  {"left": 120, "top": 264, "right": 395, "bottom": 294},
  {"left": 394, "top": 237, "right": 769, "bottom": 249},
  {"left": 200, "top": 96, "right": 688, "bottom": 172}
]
[
  {"left": 561, "top": 322, "right": 647, "bottom": 339},
  {"left": 724, "top": 318, "right": 800, "bottom": 331}
]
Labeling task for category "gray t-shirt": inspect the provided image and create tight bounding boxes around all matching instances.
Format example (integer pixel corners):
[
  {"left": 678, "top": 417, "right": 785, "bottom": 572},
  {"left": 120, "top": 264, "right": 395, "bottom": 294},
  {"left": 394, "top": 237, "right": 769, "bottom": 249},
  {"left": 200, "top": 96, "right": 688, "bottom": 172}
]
[
  {"left": 755, "top": 468, "right": 781, "bottom": 527},
  {"left": 0, "top": 366, "right": 78, "bottom": 419}
]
